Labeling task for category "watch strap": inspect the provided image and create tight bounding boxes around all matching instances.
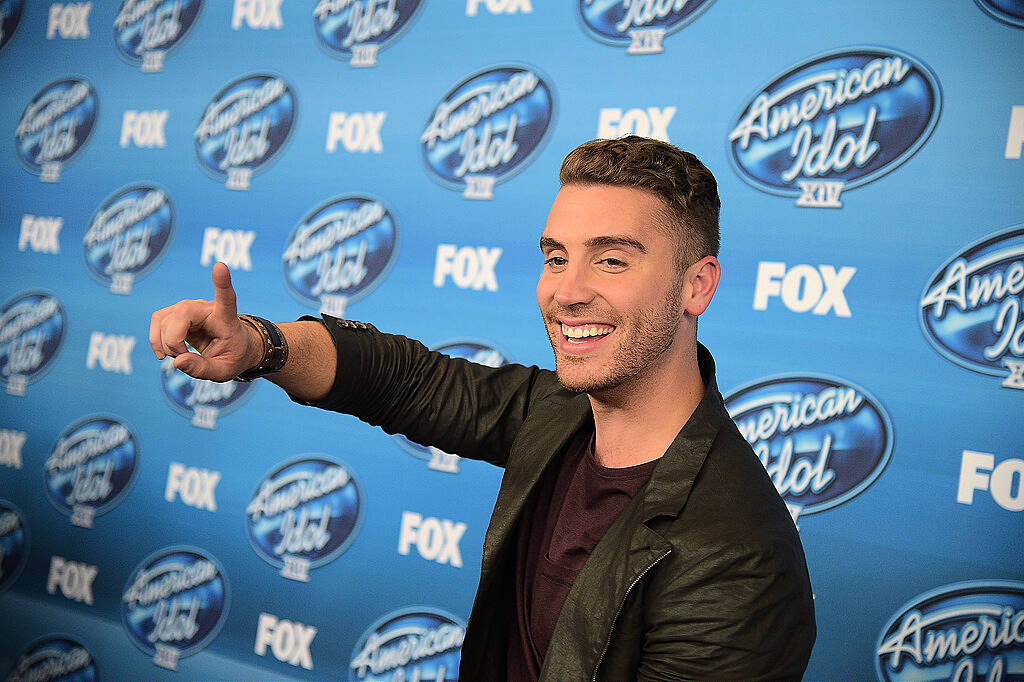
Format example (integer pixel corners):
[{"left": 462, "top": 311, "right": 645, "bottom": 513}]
[{"left": 235, "top": 315, "right": 289, "bottom": 381}]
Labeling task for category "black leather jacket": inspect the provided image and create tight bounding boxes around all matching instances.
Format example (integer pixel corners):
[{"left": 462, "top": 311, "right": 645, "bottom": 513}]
[{"left": 303, "top": 317, "right": 816, "bottom": 681}]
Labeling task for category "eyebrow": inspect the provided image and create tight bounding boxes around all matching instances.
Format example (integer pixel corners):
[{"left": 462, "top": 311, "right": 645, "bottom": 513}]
[{"left": 539, "top": 235, "right": 647, "bottom": 253}]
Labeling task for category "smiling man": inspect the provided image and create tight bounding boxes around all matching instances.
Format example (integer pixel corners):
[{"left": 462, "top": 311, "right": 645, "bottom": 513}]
[{"left": 150, "top": 136, "right": 815, "bottom": 680}]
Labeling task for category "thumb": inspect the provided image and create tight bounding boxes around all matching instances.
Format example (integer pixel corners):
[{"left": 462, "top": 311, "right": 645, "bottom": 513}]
[{"left": 211, "top": 262, "right": 238, "bottom": 321}]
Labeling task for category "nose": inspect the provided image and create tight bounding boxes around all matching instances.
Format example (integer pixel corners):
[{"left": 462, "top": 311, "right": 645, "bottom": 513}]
[{"left": 551, "top": 261, "right": 595, "bottom": 308}]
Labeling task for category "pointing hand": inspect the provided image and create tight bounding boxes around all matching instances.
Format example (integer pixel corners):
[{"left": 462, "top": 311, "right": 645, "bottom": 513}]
[{"left": 149, "top": 263, "right": 260, "bottom": 382}]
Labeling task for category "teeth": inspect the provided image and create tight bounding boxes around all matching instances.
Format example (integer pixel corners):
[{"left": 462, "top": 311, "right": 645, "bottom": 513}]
[{"left": 561, "top": 323, "right": 613, "bottom": 339}]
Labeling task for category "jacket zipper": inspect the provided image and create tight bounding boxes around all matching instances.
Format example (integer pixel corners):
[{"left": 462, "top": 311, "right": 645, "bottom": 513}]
[{"left": 591, "top": 548, "right": 672, "bottom": 682}]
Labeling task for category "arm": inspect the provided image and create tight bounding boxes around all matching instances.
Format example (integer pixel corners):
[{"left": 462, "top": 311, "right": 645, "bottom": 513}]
[
  {"left": 149, "top": 263, "right": 558, "bottom": 464},
  {"left": 292, "top": 316, "right": 556, "bottom": 465},
  {"left": 636, "top": 538, "right": 815, "bottom": 681}
]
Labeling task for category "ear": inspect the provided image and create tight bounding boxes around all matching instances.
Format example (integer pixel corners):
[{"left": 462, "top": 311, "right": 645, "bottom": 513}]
[{"left": 681, "top": 256, "right": 721, "bottom": 316}]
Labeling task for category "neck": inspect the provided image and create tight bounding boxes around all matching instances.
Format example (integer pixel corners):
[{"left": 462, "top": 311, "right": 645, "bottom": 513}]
[{"left": 587, "top": 343, "right": 706, "bottom": 469}]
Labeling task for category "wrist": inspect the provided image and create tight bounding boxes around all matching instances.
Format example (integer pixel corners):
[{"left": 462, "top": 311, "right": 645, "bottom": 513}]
[
  {"left": 235, "top": 315, "right": 289, "bottom": 381},
  {"left": 242, "top": 318, "right": 266, "bottom": 373}
]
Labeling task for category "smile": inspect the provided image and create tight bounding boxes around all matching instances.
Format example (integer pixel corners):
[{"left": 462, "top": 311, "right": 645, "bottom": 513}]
[{"left": 561, "top": 322, "right": 614, "bottom": 343}]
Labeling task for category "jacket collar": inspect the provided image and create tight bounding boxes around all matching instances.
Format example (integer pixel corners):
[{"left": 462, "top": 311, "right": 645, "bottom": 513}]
[{"left": 638, "top": 342, "right": 730, "bottom": 522}]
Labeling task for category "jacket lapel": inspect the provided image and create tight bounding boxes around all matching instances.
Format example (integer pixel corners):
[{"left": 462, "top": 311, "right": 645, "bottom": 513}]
[
  {"left": 481, "top": 390, "right": 591, "bottom": 570},
  {"left": 461, "top": 390, "right": 591, "bottom": 679}
]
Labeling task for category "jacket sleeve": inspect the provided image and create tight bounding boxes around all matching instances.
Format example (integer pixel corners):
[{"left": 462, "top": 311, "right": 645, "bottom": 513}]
[
  {"left": 288, "top": 315, "right": 561, "bottom": 467},
  {"left": 635, "top": 536, "right": 816, "bottom": 681}
]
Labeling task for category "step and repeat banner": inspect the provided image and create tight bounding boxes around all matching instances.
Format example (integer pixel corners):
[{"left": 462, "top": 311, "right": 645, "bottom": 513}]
[{"left": 1, "top": 1, "right": 1022, "bottom": 680}]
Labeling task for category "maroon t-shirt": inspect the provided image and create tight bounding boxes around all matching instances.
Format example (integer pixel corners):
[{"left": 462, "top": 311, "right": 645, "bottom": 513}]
[{"left": 507, "top": 427, "right": 659, "bottom": 680}]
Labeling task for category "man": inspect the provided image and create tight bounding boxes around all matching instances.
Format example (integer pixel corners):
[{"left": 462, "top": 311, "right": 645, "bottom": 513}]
[{"left": 150, "top": 136, "right": 815, "bottom": 680}]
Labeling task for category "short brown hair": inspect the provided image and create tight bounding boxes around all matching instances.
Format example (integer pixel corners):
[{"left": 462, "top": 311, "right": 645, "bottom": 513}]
[{"left": 559, "top": 136, "right": 721, "bottom": 265}]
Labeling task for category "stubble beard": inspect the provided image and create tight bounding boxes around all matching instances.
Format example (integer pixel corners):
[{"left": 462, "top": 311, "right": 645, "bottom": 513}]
[{"left": 544, "top": 279, "right": 685, "bottom": 395}]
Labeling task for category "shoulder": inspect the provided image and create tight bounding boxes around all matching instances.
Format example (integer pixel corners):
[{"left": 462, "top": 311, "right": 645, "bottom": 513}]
[
  {"left": 696, "top": 423, "right": 792, "bottom": 533},
  {"left": 647, "top": 420, "right": 804, "bottom": 573}
]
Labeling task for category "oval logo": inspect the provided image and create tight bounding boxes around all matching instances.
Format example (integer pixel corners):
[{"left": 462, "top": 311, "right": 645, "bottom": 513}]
[
  {"left": 395, "top": 341, "right": 510, "bottom": 473},
  {"left": 728, "top": 47, "right": 941, "bottom": 206},
  {"left": 121, "top": 546, "right": 229, "bottom": 670},
  {"left": 0, "top": 0, "right": 25, "bottom": 54},
  {"left": 350, "top": 608, "right": 465, "bottom": 681},
  {"left": 6, "top": 636, "right": 98, "bottom": 682},
  {"left": 45, "top": 416, "right": 140, "bottom": 528},
  {"left": 15, "top": 78, "right": 98, "bottom": 182},
  {"left": 578, "top": 0, "right": 715, "bottom": 54},
  {"left": 159, "top": 355, "right": 256, "bottom": 429},
  {"left": 246, "top": 456, "right": 363, "bottom": 583},
  {"left": 0, "top": 500, "right": 29, "bottom": 594},
  {"left": 114, "top": 0, "right": 203, "bottom": 72},
  {"left": 282, "top": 195, "right": 399, "bottom": 317},
  {"left": 724, "top": 374, "right": 893, "bottom": 519},
  {"left": 976, "top": 0, "right": 1024, "bottom": 27},
  {"left": 194, "top": 73, "right": 297, "bottom": 190},
  {"left": 919, "top": 226, "right": 1024, "bottom": 387},
  {"left": 84, "top": 184, "right": 175, "bottom": 295},
  {"left": 875, "top": 580, "right": 1024, "bottom": 681},
  {"left": 0, "top": 291, "right": 66, "bottom": 396},
  {"left": 313, "top": 0, "right": 425, "bottom": 67},
  {"left": 421, "top": 65, "right": 556, "bottom": 200}
]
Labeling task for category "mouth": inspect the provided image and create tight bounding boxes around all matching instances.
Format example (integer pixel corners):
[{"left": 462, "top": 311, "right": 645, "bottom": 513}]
[{"left": 560, "top": 321, "right": 614, "bottom": 345}]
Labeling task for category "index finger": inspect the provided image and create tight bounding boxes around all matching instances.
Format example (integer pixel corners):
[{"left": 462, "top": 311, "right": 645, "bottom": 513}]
[
  {"left": 149, "top": 307, "right": 168, "bottom": 359},
  {"left": 211, "top": 262, "right": 238, "bottom": 321}
]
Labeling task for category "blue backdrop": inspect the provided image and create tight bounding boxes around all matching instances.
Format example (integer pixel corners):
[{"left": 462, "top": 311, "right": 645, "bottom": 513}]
[{"left": 1, "top": 1, "right": 1022, "bottom": 680}]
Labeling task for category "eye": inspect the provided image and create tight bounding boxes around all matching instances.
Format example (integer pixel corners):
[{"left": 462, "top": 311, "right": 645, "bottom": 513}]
[
  {"left": 544, "top": 255, "right": 567, "bottom": 269},
  {"left": 598, "top": 257, "right": 627, "bottom": 270}
]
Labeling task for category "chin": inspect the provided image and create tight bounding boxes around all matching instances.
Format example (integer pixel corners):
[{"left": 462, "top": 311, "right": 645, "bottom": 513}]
[
  {"left": 554, "top": 358, "right": 612, "bottom": 394},
  {"left": 555, "top": 371, "right": 590, "bottom": 393}
]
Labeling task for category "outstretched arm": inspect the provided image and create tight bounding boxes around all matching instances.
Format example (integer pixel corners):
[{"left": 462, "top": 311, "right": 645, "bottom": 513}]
[
  {"left": 148, "top": 262, "right": 336, "bottom": 401},
  {"left": 150, "top": 262, "right": 560, "bottom": 463}
]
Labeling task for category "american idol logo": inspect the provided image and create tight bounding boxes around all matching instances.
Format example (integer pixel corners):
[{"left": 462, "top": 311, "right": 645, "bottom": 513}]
[
  {"left": 0, "top": 0, "right": 24, "bottom": 54},
  {"left": 45, "top": 416, "right": 139, "bottom": 528},
  {"left": 350, "top": 608, "right": 465, "bottom": 681},
  {"left": 313, "top": 0, "right": 425, "bottom": 67},
  {"left": 121, "top": 546, "right": 229, "bottom": 671},
  {"left": 920, "top": 226, "right": 1024, "bottom": 390},
  {"left": 283, "top": 195, "right": 399, "bottom": 318},
  {"left": 6, "top": 636, "right": 98, "bottom": 682},
  {"left": 160, "top": 354, "right": 255, "bottom": 429},
  {"left": 246, "top": 456, "right": 362, "bottom": 583},
  {"left": 876, "top": 580, "right": 1024, "bottom": 682},
  {"left": 84, "top": 184, "right": 175, "bottom": 295},
  {"left": 0, "top": 292, "right": 66, "bottom": 397},
  {"left": 728, "top": 47, "right": 941, "bottom": 208},
  {"left": 114, "top": 0, "right": 203, "bottom": 72},
  {"left": 976, "top": 0, "right": 1024, "bottom": 27},
  {"left": 0, "top": 500, "right": 29, "bottom": 594},
  {"left": 421, "top": 65, "right": 556, "bottom": 200},
  {"left": 724, "top": 374, "right": 893, "bottom": 521},
  {"left": 395, "top": 341, "right": 510, "bottom": 473},
  {"left": 15, "top": 78, "right": 98, "bottom": 182},
  {"left": 578, "top": 0, "right": 715, "bottom": 54},
  {"left": 194, "top": 73, "right": 296, "bottom": 191}
]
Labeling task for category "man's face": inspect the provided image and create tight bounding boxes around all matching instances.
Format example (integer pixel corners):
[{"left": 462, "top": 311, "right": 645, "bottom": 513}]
[{"left": 536, "top": 183, "right": 689, "bottom": 394}]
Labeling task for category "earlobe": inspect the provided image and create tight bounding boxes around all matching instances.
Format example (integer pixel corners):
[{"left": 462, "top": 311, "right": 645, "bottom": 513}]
[{"left": 682, "top": 256, "right": 721, "bottom": 316}]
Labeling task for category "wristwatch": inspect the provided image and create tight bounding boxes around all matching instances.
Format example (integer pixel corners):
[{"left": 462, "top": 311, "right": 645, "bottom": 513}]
[{"left": 235, "top": 314, "right": 289, "bottom": 381}]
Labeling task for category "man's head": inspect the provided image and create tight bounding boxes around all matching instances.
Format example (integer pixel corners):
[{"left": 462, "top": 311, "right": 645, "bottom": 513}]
[
  {"left": 537, "top": 137, "right": 722, "bottom": 395},
  {"left": 558, "top": 135, "right": 721, "bottom": 270}
]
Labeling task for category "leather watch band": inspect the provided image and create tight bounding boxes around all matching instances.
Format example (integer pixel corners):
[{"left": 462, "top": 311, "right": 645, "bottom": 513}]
[{"left": 235, "top": 314, "right": 289, "bottom": 381}]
